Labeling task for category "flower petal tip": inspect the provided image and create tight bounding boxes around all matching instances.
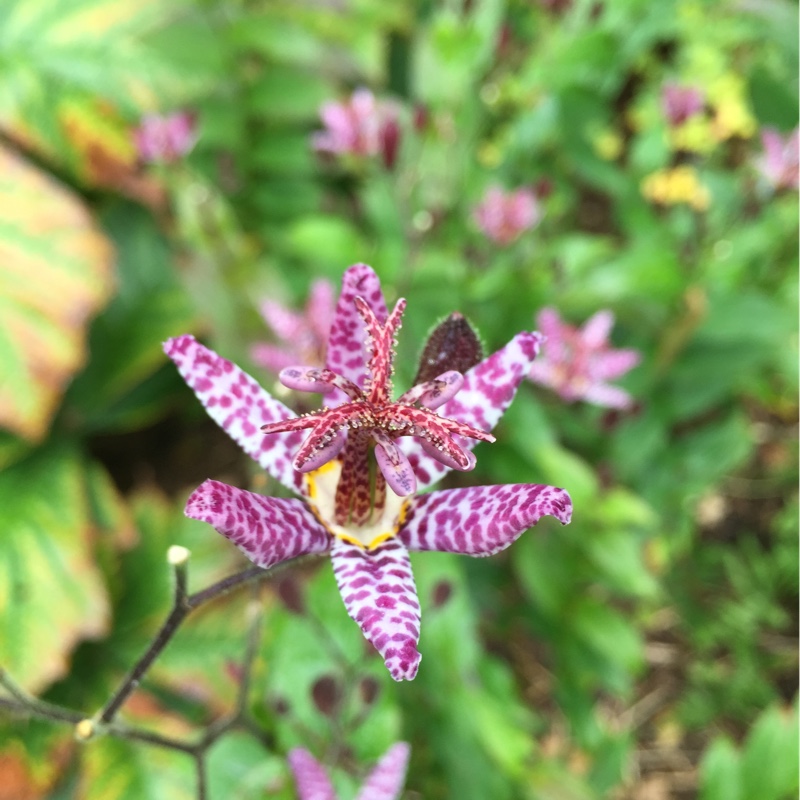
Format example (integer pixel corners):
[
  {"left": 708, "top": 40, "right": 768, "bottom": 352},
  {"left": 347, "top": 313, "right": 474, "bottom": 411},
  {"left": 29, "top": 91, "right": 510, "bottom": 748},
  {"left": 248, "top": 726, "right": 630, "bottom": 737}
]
[
  {"left": 163, "top": 333, "right": 196, "bottom": 358},
  {"left": 549, "top": 487, "right": 573, "bottom": 525},
  {"left": 386, "top": 645, "right": 421, "bottom": 682}
]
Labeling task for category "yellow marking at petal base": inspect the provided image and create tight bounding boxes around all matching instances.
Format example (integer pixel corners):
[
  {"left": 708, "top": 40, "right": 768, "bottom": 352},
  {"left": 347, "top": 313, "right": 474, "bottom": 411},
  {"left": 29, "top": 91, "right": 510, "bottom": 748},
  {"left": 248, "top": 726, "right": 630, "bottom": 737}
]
[
  {"left": 305, "top": 459, "right": 411, "bottom": 549},
  {"left": 305, "top": 460, "right": 339, "bottom": 502}
]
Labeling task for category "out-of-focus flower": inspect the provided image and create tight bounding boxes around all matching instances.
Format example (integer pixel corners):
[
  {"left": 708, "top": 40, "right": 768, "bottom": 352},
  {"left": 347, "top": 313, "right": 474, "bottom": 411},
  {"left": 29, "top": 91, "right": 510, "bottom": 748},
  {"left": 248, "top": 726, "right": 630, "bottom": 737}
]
[
  {"left": 661, "top": 83, "right": 705, "bottom": 127},
  {"left": 289, "top": 742, "right": 410, "bottom": 800},
  {"left": 529, "top": 308, "right": 640, "bottom": 409},
  {"left": 312, "top": 89, "right": 400, "bottom": 168},
  {"left": 133, "top": 112, "right": 196, "bottom": 163},
  {"left": 473, "top": 186, "right": 541, "bottom": 245},
  {"left": 251, "top": 279, "right": 337, "bottom": 376},
  {"left": 755, "top": 127, "right": 799, "bottom": 191},
  {"left": 165, "top": 264, "right": 571, "bottom": 681},
  {"left": 641, "top": 165, "right": 711, "bottom": 211},
  {"left": 707, "top": 74, "right": 757, "bottom": 142}
]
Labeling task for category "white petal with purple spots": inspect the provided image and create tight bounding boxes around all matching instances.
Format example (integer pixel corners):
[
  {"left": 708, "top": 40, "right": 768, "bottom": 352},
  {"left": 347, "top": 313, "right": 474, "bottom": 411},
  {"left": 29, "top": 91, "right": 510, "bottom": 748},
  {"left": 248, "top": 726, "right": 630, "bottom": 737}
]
[
  {"left": 185, "top": 480, "right": 331, "bottom": 567},
  {"left": 325, "top": 264, "right": 388, "bottom": 403},
  {"left": 354, "top": 742, "right": 411, "bottom": 800},
  {"left": 398, "top": 484, "right": 572, "bottom": 556},
  {"left": 401, "top": 331, "right": 543, "bottom": 490},
  {"left": 288, "top": 749, "right": 337, "bottom": 800},
  {"left": 164, "top": 335, "right": 306, "bottom": 494},
  {"left": 330, "top": 537, "right": 421, "bottom": 681}
]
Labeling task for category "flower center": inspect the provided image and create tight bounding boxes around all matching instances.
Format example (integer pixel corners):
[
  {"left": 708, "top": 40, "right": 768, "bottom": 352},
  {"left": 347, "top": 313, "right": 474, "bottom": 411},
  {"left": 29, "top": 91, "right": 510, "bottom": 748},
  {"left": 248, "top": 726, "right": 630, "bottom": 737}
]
[
  {"left": 260, "top": 295, "right": 494, "bottom": 528},
  {"left": 305, "top": 459, "right": 410, "bottom": 549}
]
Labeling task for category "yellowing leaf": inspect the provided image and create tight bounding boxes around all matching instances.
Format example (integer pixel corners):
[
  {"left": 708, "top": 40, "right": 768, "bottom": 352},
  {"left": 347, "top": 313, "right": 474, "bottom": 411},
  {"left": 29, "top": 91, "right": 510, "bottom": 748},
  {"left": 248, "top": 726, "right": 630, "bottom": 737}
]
[
  {"left": 0, "top": 145, "right": 114, "bottom": 441},
  {"left": 0, "top": 444, "right": 110, "bottom": 693}
]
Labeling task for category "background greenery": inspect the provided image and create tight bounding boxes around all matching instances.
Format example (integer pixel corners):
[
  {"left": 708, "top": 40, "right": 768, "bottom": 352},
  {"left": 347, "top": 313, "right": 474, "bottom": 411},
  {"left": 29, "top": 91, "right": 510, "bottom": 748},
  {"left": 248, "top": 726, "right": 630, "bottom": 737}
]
[{"left": 0, "top": 0, "right": 796, "bottom": 798}]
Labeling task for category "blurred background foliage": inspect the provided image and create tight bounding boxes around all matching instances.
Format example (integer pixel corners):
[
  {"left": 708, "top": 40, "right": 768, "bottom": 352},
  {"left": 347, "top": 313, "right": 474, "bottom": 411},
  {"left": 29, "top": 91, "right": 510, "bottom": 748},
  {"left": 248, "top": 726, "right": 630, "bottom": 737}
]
[{"left": 0, "top": 0, "right": 797, "bottom": 798}]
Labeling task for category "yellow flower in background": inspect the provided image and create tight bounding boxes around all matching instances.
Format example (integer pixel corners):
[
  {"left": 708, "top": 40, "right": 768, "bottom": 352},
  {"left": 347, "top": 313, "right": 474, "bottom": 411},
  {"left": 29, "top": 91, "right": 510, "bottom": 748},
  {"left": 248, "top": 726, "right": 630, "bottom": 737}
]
[
  {"left": 668, "top": 116, "right": 715, "bottom": 155},
  {"left": 708, "top": 74, "right": 757, "bottom": 141},
  {"left": 593, "top": 129, "right": 624, "bottom": 161},
  {"left": 641, "top": 165, "right": 711, "bottom": 211}
]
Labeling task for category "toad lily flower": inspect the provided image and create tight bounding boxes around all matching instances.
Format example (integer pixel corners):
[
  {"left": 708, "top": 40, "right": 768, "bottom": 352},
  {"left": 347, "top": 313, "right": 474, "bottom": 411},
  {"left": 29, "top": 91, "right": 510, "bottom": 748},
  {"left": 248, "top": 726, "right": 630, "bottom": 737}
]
[
  {"left": 528, "top": 307, "right": 641, "bottom": 409},
  {"left": 250, "top": 278, "right": 337, "bottom": 375},
  {"left": 289, "top": 742, "right": 410, "bottom": 800},
  {"left": 165, "top": 264, "right": 572, "bottom": 681},
  {"left": 473, "top": 185, "right": 541, "bottom": 246}
]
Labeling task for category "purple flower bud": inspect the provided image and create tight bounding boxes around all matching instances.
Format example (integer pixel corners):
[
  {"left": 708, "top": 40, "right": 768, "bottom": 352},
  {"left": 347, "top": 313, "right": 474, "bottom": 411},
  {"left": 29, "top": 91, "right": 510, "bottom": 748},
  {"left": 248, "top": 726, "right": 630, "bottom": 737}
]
[
  {"left": 380, "top": 116, "right": 401, "bottom": 170},
  {"left": 133, "top": 112, "right": 197, "bottom": 164},
  {"left": 312, "top": 88, "right": 401, "bottom": 164},
  {"left": 661, "top": 83, "right": 705, "bottom": 127},
  {"left": 414, "top": 312, "right": 483, "bottom": 384},
  {"left": 473, "top": 186, "right": 542, "bottom": 245},
  {"left": 311, "top": 674, "right": 342, "bottom": 716}
]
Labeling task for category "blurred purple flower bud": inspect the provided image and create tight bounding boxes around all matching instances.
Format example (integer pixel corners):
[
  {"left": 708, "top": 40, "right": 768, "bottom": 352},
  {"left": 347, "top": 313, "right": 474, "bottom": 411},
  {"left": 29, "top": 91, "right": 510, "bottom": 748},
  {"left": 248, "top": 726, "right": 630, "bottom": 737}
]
[
  {"left": 661, "top": 83, "right": 705, "bottom": 127},
  {"left": 133, "top": 112, "right": 197, "bottom": 164},
  {"left": 756, "top": 127, "right": 799, "bottom": 191},
  {"left": 473, "top": 186, "right": 541, "bottom": 245},
  {"left": 311, "top": 674, "right": 342, "bottom": 717},
  {"left": 312, "top": 88, "right": 401, "bottom": 167},
  {"left": 413, "top": 103, "right": 430, "bottom": 132},
  {"left": 276, "top": 574, "right": 306, "bottom": 615},
  {"left": 380, "top": 116, "right": 401, "bottom": 170},
  {"left": 359, "top": 676, "right": 381, "bottom": 706},
  {"left": 431, "top": 580, "right": 453, "bottom": 608}
]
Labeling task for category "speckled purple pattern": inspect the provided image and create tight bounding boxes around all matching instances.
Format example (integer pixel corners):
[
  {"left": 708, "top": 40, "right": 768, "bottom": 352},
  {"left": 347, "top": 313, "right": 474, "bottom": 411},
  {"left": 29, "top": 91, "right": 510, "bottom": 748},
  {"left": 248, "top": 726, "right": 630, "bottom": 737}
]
[
  {"left": 325, "top": 264, "right": 388, "bottom": 403},
  {"left": 399, "top": 483, "right": 572, "bottom": 556},
  {"left": 288, "top": 749, "right": 337, "bottom": 800},
  {"left": 163, "top": 335, "right": 306, "bottom": 494},
  {"left": 185, "top": 479, "right": 331, "bottom": 567},
  {"left": 289, "top": 742, "right": 410, "bottom": 800},
  {"left": 401, "top": 331, "right": 543, "bottom": 491},
  {"left": 354, "top": 742, "right": 411, "bottom": 800},
  {"left": 331, "top": 537, "right": 421, "bottom": 681}
]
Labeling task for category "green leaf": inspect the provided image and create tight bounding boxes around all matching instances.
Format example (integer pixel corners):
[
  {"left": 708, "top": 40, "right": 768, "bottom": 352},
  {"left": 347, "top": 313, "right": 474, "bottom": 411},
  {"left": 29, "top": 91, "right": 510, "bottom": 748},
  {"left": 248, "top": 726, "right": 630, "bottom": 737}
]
[
  {"left": 78, "top": 736, "right": 195, "bottom": 800},
  {"left": 64, "top": 203, "right": 195, "bottom": 432},
  {"left": 207, "top": 733, "right": 287, "bottom": 800},
  {"left": 0, "top": 145, "right": 114, "bottom": 441},
  {"left": 285, "top": 216, "right": 368, "bottom": 270},
  {"left": 247, "top": 67, "right": 329, "bottom": 122},
  {"left": 570, "top": 599, "right": 643, "bottom": 678},
  {"left": 698, "top": 736, "right": 742, "bottom": 800},
  {"left": 0, "top": 443, "right": 109, "bottom": 691},
  {"left": 740, "top": 705, "right": 799, "bottom": 800}
]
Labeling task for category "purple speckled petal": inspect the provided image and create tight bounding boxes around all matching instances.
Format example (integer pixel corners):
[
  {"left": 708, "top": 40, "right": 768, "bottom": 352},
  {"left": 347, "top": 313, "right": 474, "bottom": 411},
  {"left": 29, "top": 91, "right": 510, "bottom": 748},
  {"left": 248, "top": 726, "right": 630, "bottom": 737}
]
[
  {"left": 398, "top": 483, "right": 572, "bottom": 556},
  {"left": 401, "top": 331, "right": 543, "bottom": 491},
  {"left": 164, "top": 335, "right": 306, "bottom": 494},
  {"left": 325, "top": 264, "right": 387, "bottom": 403},
  {"left": 330, "top": 537, "right": 421, "bottom": 681},
  {"left": 185, "top": 480, "right": 331, "bottom": 568},
  {"left": 288, "top": 749, "right": 337, "bottom": 800},
  {"left": 354, "top": 742, "right": 411, "bottom": 800}
]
